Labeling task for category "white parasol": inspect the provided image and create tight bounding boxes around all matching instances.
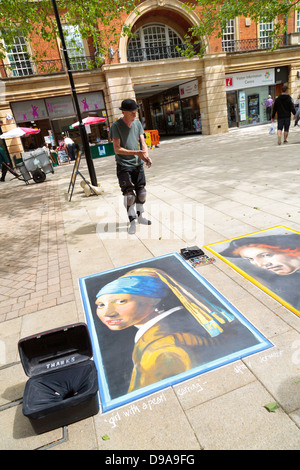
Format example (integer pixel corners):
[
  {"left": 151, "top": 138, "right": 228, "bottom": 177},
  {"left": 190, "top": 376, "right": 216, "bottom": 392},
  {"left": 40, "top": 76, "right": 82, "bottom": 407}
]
[{"left": 0, "top": 127, "right": 40, "bottom": 139}]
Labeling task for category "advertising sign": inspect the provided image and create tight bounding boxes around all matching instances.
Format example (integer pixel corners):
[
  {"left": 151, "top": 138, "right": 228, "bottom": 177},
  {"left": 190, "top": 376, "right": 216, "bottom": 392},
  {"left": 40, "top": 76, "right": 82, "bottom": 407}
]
[
  {"left": 179, "top": 79, "right": 199, "bottom": 98},
  {"left": 78, "top": 92, "right": 105, "bottom": 113},
  {"left": 11, "top": 99, "right": 48, "bottom": 123},
  {"left": 225, "top": 68, "right": 275, "bottom": 91},
  {"left": 45, "top": 96, "right": 75, "bottom": 117}
]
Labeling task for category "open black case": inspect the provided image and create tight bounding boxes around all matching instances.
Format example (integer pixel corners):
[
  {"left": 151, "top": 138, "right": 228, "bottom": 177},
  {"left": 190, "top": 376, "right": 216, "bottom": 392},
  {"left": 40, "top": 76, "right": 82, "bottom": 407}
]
[{"left": 18, "top": 323, "right": 99, "bottom": 434}]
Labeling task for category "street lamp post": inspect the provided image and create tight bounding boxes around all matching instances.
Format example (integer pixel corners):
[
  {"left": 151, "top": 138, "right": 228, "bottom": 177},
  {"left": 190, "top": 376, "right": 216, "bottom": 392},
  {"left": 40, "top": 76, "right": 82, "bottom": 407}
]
[{"left": 51, "top": 0, "right": 98, "bottom": 187}]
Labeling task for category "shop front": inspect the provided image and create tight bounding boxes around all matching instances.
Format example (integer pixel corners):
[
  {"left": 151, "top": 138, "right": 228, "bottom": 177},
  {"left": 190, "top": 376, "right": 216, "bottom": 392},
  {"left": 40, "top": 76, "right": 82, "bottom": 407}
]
[
  {"left": 10, "top": 91, "right": 110, "bottom": 154},
  {"left": 148, "top": 79, "right": 201, "bottom": 136},
  {"left": 225, "top": 67, "right": 287, "bottom": 128}
]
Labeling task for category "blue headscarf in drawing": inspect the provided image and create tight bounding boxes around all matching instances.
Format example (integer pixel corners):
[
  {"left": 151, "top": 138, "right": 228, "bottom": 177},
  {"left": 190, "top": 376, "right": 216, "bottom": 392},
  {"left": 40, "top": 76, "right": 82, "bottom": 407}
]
[
  {"left": 95, "top": 267, "right": 235, "bottom": 338},
  {"left": 96, "top": 276, "right": 169, "bottom": 299}
]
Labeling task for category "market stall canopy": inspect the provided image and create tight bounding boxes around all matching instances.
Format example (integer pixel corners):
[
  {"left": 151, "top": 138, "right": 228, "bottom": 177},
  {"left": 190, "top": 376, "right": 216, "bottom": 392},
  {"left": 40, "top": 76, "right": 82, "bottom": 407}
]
[
  {"left": 70, "top": 116, "right": 107, "bottom": 128},
  {"left": 0, "top": 127, "right": 40, "bottom": 139}
]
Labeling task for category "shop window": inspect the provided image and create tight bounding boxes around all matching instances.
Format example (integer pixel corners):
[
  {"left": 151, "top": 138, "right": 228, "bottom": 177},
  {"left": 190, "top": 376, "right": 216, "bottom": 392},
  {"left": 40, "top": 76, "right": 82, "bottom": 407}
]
[
  {"left": 127, "top": 24, "right": 184, "bottom": 62},
  {"left": 222, "top": 20, "right": 236, "bottom": 52},
  {"left": 297, "top": 11, "right": 300, "bottom": 32},
  {"left": 259, "top": 20, "right": 274, "bottom": 49},
  {"left": 2, "top": 32, "right": 33, "bottom": 77},
  {"left": 227, "top": 92, "right": 238, "bottom": 128},
  {"left": 62, "top": 25, "right": 87, "bottom": 70}
]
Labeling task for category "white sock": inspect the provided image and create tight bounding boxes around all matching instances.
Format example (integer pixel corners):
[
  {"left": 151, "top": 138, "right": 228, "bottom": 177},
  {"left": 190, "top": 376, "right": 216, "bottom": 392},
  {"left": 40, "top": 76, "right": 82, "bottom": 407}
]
[
  {"left": 138, "top": 214, "right": 151, "bottom": 225},
  {"left": 128, "top": 219, "right": 136, "bottom": 234},
  {"left": 136, "top": 203, "right": 151, "bottom": 225}
]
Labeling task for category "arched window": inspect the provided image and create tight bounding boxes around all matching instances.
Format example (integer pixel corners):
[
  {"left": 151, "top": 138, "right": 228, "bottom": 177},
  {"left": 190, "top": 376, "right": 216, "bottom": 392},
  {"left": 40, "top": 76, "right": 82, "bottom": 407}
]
[{"left": 127, "top": 24, "right": 185, "bottom": 62}]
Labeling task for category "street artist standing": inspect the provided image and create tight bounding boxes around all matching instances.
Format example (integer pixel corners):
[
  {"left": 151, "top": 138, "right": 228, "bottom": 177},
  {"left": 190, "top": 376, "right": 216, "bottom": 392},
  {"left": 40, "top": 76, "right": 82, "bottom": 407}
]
[{"left": 110, "top": 99, "right": 152, "bottom": 234}]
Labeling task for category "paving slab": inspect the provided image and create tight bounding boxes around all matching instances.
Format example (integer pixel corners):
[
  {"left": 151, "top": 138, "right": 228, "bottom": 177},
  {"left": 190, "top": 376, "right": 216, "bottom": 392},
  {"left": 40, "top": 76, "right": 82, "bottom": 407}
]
[
  {"left": 186, "top": 381, "right": 300, "bottom": 450},
  {"left": 243, "top": 329, "right": 300, "bottom": 414},
  {"left": 0, "top": 405, "right": 63, "bottom": 450},
  {"left": 173, "top": 360, "right": 256, "bottom": 410},
  {"left": 1, "top": 124, "right": 300, "bottom": 450},
  {"left": 93, "top": 388, "right": 201, "bottom": 450}
]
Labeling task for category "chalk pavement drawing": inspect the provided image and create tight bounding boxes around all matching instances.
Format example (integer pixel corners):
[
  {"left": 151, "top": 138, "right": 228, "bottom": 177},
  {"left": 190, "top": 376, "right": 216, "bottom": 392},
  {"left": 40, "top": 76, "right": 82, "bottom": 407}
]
[
  {"left": 205, "top": 226, "right": 300, "bottom": 318},
  {"left": 79, "top": 253, "right": 272, "bottom": 412}
]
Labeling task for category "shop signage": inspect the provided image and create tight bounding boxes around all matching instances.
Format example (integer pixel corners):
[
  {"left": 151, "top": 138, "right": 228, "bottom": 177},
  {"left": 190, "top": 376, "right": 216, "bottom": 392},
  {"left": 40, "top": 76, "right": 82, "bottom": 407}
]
[
  {"left": 45, "top": 96, "right": 75, "bottom": 117},
  {"left": 11, "top": 99, "right": 48, "bottom": 123},
  {"left": 179, "top": 79, "right": 198, "bottom": 99},
  {"left": 225, "top": 68, "right": 275, "bottom": 91},
  {"left": 77, "top": 92, "right": 105, "bottom": 113},
  {"left": 12, "top": 91, "right": 106, "bottom": 123}
]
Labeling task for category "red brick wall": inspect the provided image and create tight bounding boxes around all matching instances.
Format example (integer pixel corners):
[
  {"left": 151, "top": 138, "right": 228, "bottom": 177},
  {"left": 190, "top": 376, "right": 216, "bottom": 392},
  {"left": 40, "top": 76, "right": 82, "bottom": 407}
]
[
  {"left": 1, "top": 5, "right": 299, "bottom": 65},
  {"left": 208, "top": 14, "right": 297, "bottom": 53},
  {"left": 239, "top": 17, "right": 257, "bottom": 40},
  {"left": 30, "top": 28, "right": 60, "bottom": 60}
]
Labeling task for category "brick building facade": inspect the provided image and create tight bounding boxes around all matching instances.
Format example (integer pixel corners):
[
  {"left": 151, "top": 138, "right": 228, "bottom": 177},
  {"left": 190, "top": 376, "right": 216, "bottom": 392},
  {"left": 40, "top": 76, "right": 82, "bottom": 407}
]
[{"left": 1, "top": 0, "right": 300, "bottom": 157}]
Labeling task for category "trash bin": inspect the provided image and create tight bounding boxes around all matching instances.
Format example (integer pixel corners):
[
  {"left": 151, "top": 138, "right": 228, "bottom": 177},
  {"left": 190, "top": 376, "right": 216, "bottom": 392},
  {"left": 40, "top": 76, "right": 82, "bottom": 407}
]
[
  {"left": 22, "top": 148, "right": 54, "bottom": 175},
  {"left": 16, "top": 162, "right": 31, "bottom": 182},
  {"left": 18, "top": 323, "right": 99, "bottom": 434}
]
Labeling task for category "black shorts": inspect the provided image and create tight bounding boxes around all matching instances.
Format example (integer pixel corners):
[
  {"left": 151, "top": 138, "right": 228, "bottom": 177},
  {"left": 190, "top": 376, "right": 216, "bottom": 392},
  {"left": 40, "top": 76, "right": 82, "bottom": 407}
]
[
  {"left": 277, "top": 118, "right": 291, "bottom": 132},
  {"left": 116, "top": 163, "right": 146, "bottom": 196}
]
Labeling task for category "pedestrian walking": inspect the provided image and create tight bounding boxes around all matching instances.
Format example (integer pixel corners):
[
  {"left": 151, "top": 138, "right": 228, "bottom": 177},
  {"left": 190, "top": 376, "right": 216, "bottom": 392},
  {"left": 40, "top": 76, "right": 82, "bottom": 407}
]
[
  {"left": 271, "top": 86, "right": 296, "bottom": 145},
  {"left": 0, "top": 146, "right": 11, "bottom": 182},
  {"left": 294, "top": 94, "right": 300, "bottom": 109},
  {"left": 110, "top": 99, "right": 152, "bottom": 234},
  {"left": 295, "top": 106, "right": 300, "bottom": 127},
  {"left": 294, "top": 94, "right": 300, "bottom": 126},
  {"left": 64, "top": 136, "right": 76, "bottom": 161},
  {"left": 262, "top": 95, "right": 273, "bottom": 121}
]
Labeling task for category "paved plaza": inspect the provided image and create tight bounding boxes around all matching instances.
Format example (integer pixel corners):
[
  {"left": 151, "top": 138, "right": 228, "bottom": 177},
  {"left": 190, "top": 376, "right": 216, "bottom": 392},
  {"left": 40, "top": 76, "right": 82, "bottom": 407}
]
[{"left": 0, "top": 123, "right": 300, "bottom": 450}]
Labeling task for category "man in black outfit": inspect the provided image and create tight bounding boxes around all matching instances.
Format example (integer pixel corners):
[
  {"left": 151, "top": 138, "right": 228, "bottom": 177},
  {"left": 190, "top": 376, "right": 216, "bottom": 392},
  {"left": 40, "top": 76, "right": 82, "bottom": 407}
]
[
  {"left": 271, "top": 85, "right": 296, "bottom": 145},
  {"left": 110, "top": 99, "right": 152, "bottom": 234},
  {"left": 0, "top": 146, "right": 11, "bottom": 182}
]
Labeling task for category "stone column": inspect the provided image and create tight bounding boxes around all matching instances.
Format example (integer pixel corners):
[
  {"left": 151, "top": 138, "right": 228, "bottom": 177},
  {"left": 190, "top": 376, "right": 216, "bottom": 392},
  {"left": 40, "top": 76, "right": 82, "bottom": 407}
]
[
  {"left": 198, "top": 54, "right": 228, "bottom": 135},
  {"left": 0, "top": 106, "right": 23, "bottom": 157},
  {"left": 289, "top": 63, "right": 300, "bottom": 101},
  {"left": 103, "top": 66, "right": 136, "bottom": 125}
]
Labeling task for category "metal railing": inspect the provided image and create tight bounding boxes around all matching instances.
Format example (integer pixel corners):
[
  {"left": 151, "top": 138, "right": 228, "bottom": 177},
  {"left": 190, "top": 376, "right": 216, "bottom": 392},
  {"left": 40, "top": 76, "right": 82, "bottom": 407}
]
[
  {"left": 0, "top": 55, "right": 102, "bottom": 79},
  {"left": 128, "top": 35, "right": 290, "bottom": 61},
  {"left": 127, "top": 44, "right": 188, "bottom": 62},
  {"left": 0, "top": 35, "right": 292, "bottom": 78},
  {"left": 222, "top": 35, "right": 288, "bottom": 53}
]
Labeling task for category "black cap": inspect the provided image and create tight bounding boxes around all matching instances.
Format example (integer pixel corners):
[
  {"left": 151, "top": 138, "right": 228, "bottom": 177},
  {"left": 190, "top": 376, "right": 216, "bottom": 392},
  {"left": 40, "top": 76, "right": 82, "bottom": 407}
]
[{"left": 119, "top": 99, "right": 139, "bottom": 111}]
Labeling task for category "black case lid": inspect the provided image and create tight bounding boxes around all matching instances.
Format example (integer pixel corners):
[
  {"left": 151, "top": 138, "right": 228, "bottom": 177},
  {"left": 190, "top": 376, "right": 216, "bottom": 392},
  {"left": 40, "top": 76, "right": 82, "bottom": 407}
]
[{"left": 18, "top": 323, "right": 93, "bottom": 377}]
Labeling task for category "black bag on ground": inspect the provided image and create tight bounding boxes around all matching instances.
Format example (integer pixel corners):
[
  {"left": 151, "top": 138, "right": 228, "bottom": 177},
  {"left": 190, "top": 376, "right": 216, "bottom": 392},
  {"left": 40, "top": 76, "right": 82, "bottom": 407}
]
[{"left": 19, "top": 323, "right": 99, "bottom": 434}]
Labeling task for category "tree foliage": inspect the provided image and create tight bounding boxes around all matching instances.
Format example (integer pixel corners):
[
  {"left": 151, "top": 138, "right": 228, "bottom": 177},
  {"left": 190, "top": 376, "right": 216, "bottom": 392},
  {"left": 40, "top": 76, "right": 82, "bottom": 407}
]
[
  {"left": 1, "top": 0, "right": 300, "bottom": 64},
  {"left": 0, "top": 0, "right": 137, "bottom": 63},
  {"left": 182, "top": 0, "right": 300, "bottom": 56}
]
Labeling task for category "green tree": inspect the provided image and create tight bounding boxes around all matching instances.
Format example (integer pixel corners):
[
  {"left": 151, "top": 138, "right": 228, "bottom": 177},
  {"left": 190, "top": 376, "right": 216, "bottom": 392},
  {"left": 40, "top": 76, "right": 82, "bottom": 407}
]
[
  {"left": 1, "top": 0, "right": 300, "bottom": 64},
  {"left": 182, "top": 0, "right": 300, "bottom": 56},
  {"left": 0, "top": 0, "right": 137, "bottom": 64}
]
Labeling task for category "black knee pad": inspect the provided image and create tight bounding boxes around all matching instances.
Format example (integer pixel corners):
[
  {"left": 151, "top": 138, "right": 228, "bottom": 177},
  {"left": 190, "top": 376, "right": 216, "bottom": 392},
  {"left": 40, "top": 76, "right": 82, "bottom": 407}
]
[
  {"left": 124, "top": 191, "right": 136, "bottom": 207},
  {"left": 136, "top": 187, "right": 146, "bottom": 204}
]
